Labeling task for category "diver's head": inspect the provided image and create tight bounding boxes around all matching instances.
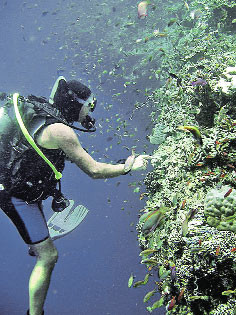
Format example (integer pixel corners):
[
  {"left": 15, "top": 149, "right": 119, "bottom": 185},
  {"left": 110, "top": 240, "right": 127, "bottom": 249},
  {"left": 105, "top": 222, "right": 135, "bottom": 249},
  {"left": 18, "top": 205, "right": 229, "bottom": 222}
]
[{"left": 49, "top": 76, "right": 97, "bottom": 124}]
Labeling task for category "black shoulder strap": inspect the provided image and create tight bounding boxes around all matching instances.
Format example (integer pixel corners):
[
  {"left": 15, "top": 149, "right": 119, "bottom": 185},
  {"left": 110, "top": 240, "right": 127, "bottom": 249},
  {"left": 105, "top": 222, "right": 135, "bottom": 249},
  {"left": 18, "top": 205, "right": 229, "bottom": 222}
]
[{"left": 26, "top": 95, "right": 95, "bottom": 132}]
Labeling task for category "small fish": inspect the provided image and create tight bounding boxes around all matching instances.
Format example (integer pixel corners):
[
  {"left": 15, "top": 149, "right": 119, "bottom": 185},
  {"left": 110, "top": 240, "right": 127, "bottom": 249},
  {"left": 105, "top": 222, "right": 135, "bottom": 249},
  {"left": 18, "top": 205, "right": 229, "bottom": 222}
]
[
  {"left": 167, "top": 296, "right": 176, "bottom": 311},
  {"left": 153, "top": 29, "right": 168, "bottom": 37},
  {"left": 222, "top": 289, "right": 236, "bottom": 296},
  {"left": 106, "top": 136, "right": 113, "bottom": 142},
  {"left": 216, "top": 245, "right": 220, "bottom": 256},
  {"left": 191, "top": 78, "right": 207, "bottom": 86},
  {"left": 189, "top": 295, "right": 209, "bottom": 301},
  {"left": 224, "top": 188, "right": 232, "bottom": 198},
  {"left": 169, "top": 72, "right": 178, "bottom": 79},
  {"left": 182, "top": 217, "right": 189, "bottom": 237},
  {"left": 133, "top": 280, "right": 145, "bottom": 288},
  {"left": 177, "top": 288, "right": 185, "bottom": 302},
  {"left": 133, "top": 274, "right": 150, "bottom": 287},
  {"left": 139, "top": 249, "right": 158, "bottom": 256},
  {"left": 169, "top": 72, "right": 182, "bottom": 86},
  {"left": 141, "top": 258, "right": 158, "bottom": 265},
  {"left": 143, "top": 273, "right": 151, "bottom": 285},
  {"left": 182, "top": 208, "right": 197, "bottom": 237},
  {"left": 181, "top": 199, "right": 186, "bottom": 209},
  {"left": 187, "top": 208, "right": 198, "bottom": 221},
  {"left": 128, "top": 273, "right": 134, "bottom": 288},
  {"left": 220, "top": 172, "right": 226, "bottom": 178},
  {"left": 156, "top": 32, "right": 168, "bottom": 37},
  {"left": 137, "top": 1, "right": 150, "bottom": 19},
  {"left": 184, "top": 1, "right": 189, "bottom": 10},
  {"left": 141, "top": 210, "right": 165, "bottom": 236},
  {"left": 167, "top": 18, "right": 178, "bottom": 27},
  {"left": 139, "top": 192, "right": 148, "bottom": 200},
  {"left": 42, "top": 11, "right": 49, "bottom": 16},
  {"left": 230, "top": 248, "right": 236, "bottom": 252},
  {"left": 148, "top": 297, "right": 164, "bottom": 311},
  {"left": 170, "top": 265, "right": 176, "bottom": 281},
  {"left": 177, "top": 125, "right": 203, "bottom": 145},
  {"left": 195, "top": 162, "right": 204, "bottom": 167},
  {"left": 143, "top": 289, "right": 157, "bottom": 303}
]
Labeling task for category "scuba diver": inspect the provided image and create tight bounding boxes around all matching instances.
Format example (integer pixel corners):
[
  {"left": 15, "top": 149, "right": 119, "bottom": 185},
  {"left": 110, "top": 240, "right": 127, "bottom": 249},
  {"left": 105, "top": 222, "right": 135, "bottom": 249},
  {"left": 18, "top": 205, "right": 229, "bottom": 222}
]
[{"left": 0, "top": 76, "right": 150, "bottom": 315}]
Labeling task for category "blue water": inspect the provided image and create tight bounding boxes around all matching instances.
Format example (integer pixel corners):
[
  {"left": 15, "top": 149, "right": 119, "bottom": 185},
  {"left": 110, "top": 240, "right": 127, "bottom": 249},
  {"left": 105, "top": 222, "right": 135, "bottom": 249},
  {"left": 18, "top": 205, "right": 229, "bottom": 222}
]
[{"left": 0, "top": 1, "right": 164, "bottom": 314}]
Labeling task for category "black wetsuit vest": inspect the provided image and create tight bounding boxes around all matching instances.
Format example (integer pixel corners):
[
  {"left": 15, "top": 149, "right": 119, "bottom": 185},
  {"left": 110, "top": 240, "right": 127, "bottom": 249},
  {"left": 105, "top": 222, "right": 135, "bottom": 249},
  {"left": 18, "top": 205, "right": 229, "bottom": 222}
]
[{"left": 0, "top": 95, "right": 66, "bottom": 203}]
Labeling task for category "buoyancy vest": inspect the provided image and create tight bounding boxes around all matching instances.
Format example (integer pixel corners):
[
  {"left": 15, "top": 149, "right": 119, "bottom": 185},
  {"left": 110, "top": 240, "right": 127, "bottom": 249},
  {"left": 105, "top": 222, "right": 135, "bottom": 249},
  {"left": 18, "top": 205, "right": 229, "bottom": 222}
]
[{"left": 0, "top": 94, "right": 66, "bottom": 202}]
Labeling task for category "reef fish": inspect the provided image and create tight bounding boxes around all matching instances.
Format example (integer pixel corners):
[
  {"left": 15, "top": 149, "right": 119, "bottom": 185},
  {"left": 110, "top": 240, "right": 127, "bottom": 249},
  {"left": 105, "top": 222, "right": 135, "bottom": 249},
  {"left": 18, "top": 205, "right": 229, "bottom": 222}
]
[
  {"left": 222, "top": 289, "right": 236, "bottom": 295},
  {"left": 139, "top": 249, "right": 158, "bottom": 256},
  {"left": 147, "top": 297, "right": 164, "bottom": 312},
  {"left": 182, "top": 208, "right": 198, "bottom": 237},
  {"left": 167, "top": 296, "right": 176, "bottom": 311},
  {"left": 143, "top": 289, "right": 157, "bottom": 303},
  {"left": 191, "top": 78, "right": 207, "bottom": 86},
  {"left": 170, "top": 265, "right": 176, "bottom": 281},
  {"left": 141, "top": 209, "right": 164, "bottom": 236},
  {"left": 138, "top": 1, "right": 150, "bottom": 19},
  {"left": 177, "top": 288, "right": 185, "bottom": 302},
  {"left": 224, "top": 188, "right": 232, "bottom": 198},
  {"left": 177, "top": 125, "right": 203, "bottom": 145},
  {"left": 133, "top": 274, "right": 150, "bottom": 288},
  {"left": 128, "top": 273, "right": 134, "bottom": 288},
  {"left": 143, "top": 273, "right": 151, "bottom": 284},
  {"left": 141, "top": 258, "right": 158, "bottom": 266},
  {"left": 133, "top": 280, "right": 145, "bottom": 288}
]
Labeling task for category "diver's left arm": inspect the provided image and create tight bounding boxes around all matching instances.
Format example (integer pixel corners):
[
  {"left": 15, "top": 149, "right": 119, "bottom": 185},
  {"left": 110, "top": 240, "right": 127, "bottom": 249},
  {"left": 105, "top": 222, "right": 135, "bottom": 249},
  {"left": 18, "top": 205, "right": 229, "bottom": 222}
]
[
  {"left": 38, "top": 123, "right": 150, "bottom": 179},
  {"left": 37, "top": 123, "right": 146, "bottom": 179}
]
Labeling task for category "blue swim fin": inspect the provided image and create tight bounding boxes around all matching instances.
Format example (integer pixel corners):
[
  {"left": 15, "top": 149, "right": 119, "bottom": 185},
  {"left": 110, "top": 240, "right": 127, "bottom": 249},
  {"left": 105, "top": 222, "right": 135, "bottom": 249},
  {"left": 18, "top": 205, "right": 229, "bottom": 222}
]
[{"left": 47, "top": 200, "right": 89, "bottom": 240}]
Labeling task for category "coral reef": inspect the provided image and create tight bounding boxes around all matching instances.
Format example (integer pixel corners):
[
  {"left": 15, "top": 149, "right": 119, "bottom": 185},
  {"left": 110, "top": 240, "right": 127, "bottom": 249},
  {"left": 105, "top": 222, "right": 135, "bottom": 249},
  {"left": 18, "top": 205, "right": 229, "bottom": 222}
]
[
  {"left": 136, "top": 0, "right": 236, "bottom": 313},
  {"left": 204, "top": 185, "right": 236, "bottom": 233}
]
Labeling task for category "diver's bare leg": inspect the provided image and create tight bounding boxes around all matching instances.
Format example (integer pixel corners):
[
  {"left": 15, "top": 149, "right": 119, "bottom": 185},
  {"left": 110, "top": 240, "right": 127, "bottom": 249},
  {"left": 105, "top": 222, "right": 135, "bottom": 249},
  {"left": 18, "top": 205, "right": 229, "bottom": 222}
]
[{"left": 28, "top": 238, "right": 58, "bottom": 315}]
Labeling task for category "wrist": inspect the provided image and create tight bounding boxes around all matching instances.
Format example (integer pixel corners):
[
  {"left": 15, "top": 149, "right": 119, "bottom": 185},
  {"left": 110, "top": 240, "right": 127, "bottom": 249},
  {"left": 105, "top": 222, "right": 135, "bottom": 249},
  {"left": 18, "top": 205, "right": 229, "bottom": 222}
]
[{"left": 122, "top": 168, "right": 131, "bottom": 175}]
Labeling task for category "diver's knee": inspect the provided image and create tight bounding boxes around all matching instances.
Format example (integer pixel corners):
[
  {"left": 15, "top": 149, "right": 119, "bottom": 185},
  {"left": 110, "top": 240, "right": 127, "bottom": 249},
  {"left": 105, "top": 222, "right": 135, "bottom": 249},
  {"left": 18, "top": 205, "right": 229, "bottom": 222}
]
[
  {"left": 43, "top": 246, "right": 58, "bottom": 265},
  {"left": 31, "top": 238, "right": 59, "bottom": 265}
]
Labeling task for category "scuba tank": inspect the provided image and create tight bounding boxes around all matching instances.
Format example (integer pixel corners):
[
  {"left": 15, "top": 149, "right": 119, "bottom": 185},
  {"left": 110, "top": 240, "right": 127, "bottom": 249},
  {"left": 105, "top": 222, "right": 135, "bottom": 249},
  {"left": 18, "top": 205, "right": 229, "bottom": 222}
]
[{"left": 0, "top": 94, "right": 66, "bottom": 209}]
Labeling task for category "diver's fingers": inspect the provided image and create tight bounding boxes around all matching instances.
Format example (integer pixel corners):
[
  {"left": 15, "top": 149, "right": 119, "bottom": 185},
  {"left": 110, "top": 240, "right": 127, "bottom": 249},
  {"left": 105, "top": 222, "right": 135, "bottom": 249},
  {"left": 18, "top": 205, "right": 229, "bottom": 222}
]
[{"left": 139, "top": 155, "right": 153, "bottom": 160}]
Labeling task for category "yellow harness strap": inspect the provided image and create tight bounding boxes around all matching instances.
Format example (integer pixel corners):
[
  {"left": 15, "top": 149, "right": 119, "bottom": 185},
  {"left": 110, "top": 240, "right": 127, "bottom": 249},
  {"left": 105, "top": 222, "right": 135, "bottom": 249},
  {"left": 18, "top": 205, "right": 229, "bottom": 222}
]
[{"left": 13, "top": 93, "right": 62, "bottom": 180}]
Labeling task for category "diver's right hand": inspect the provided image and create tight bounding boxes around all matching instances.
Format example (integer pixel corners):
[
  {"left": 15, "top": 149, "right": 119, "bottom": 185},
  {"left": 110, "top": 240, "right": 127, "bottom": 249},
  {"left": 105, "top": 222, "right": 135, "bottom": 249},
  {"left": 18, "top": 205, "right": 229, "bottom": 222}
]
[{"left": 131, "top": 155, "right": 152, "bottom": 171}]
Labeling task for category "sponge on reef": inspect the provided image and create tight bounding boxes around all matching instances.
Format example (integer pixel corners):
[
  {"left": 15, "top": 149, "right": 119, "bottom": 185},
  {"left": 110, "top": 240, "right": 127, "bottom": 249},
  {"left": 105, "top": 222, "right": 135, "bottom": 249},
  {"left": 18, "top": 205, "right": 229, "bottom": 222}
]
[{"left": 204, "top": 185, "right": 236, "bottom": 233}]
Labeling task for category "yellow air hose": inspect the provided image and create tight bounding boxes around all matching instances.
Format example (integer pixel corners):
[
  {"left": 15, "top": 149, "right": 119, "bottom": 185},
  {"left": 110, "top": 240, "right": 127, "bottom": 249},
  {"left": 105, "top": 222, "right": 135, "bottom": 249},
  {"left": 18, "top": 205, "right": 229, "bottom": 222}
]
[{"left": 13, "top": 93, "right": 62, "bottom": 180}]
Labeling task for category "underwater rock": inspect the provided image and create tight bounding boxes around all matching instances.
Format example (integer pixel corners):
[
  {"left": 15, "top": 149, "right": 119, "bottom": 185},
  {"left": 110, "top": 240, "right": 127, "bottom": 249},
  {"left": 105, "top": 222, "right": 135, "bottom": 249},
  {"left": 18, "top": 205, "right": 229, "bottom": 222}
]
[
  {"left": 148, "top": 123, "right": 170, "bottom": 145},
  {"left": 215, "top": 66, "right": 236, "bottom": 95},
  {"left": 204, "top": 185, "right": 236, "bottom": 233}
]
